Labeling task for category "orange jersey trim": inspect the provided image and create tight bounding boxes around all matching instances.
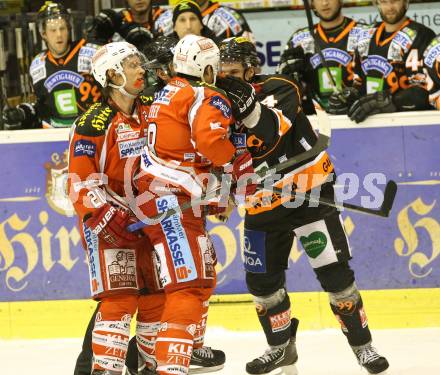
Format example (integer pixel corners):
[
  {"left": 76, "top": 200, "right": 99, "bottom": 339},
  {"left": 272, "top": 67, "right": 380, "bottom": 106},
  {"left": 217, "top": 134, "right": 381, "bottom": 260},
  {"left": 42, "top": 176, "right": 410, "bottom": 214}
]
[
  {"left": 202, "top": 2, "right": 220, "bottom": 16},
  {"left": 246, "top": 151, "right": 334, "bottom": 215},
  {"left": 47, "top": 38, "right": 85, "bottom": 66},
  {"left": 317, "top": 19, "right": 356, "bottom": 44},
  {"left": 375, "top": 19, "right": 411, "bottom": 47}
]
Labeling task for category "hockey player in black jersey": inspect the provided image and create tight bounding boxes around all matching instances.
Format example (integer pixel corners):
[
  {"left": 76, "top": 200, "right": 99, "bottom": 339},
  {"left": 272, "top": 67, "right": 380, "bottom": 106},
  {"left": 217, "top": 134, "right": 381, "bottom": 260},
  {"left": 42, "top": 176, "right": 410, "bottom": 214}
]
[
  {"left": 155, "top": 0, "right": 254, "bottom": 43},
  {"left": 277, "top": 0, "right": 364, "bottom": 113},
  {"left": 218, "top": 36, "right": 389, "bottom": 375},
  {"left": 2, "top": 1, "right": 101, "bottom": 129},
  {"left": 423, "top": 34, "right": 440, "bottom": 110},
  {"left": 86, "top": 0, "right": 159, "bottom": 51},
  {"left": 338, "top": 0, "right": 436, "bottom": 122}
]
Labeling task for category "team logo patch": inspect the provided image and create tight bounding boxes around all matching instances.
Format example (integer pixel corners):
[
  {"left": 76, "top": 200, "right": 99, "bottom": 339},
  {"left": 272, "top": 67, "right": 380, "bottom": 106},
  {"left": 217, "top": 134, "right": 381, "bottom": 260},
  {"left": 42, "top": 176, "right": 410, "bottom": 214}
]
[
  {"left": 74, "top": 139, "right": 97, "bottom": 157},
  {"left": 209, "top": 95, "right": 231, "bottom": 118},
  {"left": 44, "top": 70, "right": 84, "bottom": 92},
  {"left": 361, "top": 55, "right": 393, "bottom": 77},
  {"left": 269, "top": 309, "right": 291, "bottom": 333},
  {"left": 214, "top": 8, "right": 242, "bottom": 34},
  {"left": 393, "top": 30, "right": 412, "bottom": 51},
  {"left": 243, "top": 229, "right": 266, "bottom": 273},
  {"left": 424, "top": 42, "right": 440, "bottom": 68},
  {"left": 118, "top": 138, "right": 146, "bottom": 158},
  {"left": 310, "top": 48, "right": 352, "bottom": 69},
  {"left": 155, "top": 86, "right": 180, "bottom": 105},
  {"left": 103, "top": 249, "right": 138, "bottom": 290},
  {"left": 156, "top": 195, "right": 198, "bottom": 283}
]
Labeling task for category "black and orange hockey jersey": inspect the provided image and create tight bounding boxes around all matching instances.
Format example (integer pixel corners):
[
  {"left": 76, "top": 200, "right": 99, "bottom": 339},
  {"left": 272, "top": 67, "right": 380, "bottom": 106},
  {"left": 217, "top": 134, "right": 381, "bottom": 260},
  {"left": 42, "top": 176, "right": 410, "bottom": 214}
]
[
  {"left": 231, "top": 74, "right": 335, "bottom": 227},
  {"left": 355, "top": 19, "right": 435, "bottom": 94}
]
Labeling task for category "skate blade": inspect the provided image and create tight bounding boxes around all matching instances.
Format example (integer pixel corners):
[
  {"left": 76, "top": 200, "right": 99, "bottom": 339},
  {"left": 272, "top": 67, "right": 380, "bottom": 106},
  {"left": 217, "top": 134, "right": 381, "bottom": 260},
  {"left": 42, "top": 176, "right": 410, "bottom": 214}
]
[
  {"left": 269, "top": 364, "right": 298, "bottom": 375},
  {"left": 188, "top": 364, "right": 224, "bottom": 374}
]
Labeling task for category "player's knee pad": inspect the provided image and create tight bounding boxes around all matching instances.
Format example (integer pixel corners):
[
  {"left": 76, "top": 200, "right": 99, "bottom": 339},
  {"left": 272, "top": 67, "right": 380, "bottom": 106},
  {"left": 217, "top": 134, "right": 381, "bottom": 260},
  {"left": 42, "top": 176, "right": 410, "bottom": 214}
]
[
  {"left": 328, "top": 283, "right": 372, "bottom": 346},
  {"left": 246, "top": 271, "right": 286, "bottom": 296},
  {"left": 314, "top": 261, "right": 355, "bottom": 293},
  {"left": 253, "top": 288, "right": 292, "bottom": 347}
]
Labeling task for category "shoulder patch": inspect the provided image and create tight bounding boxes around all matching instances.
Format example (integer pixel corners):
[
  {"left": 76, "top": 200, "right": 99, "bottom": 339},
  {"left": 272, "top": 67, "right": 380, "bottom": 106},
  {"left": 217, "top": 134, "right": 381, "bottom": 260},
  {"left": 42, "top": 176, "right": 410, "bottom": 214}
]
[
  {"left": 29, "top": 52, "right": 47, "bottom": 85},
  {"left": 75, "top": 102, "right": 116, "bottom": 136},
  {"left": 209, "top": 95, "right": 231, "bottom": 119}
]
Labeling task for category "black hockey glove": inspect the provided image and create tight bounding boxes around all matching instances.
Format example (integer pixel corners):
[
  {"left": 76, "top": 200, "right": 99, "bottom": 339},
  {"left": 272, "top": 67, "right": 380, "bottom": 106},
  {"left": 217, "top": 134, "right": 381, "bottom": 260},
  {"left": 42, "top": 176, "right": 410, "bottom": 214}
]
[
  {"left": 276, "top": 45, "right": 306, "bottom": 80},
  {"left": 327, "top": 87, "right": 360, "bottom": 115},
  {"left": 216, "top": 76, "right": 257, "bottom": 121},
  {"left": 348, "top": 90, "right": 396, "bottom": 123},
  {"left": 2, "top": 106, "right": 26, "bottom": 130},
  {"left": 1, "top": 103, "right": 38, "bottom": 130}
]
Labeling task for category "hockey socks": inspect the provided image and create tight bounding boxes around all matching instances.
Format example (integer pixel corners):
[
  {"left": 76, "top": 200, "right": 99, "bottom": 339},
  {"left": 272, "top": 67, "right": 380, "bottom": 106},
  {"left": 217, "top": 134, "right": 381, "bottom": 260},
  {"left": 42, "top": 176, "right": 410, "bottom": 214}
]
[
  {"left": 329, "top": 283, "right": 372, "bottom": 346},
  {"left": 254, "top": 289, "right": 292, "bottom": 347}
]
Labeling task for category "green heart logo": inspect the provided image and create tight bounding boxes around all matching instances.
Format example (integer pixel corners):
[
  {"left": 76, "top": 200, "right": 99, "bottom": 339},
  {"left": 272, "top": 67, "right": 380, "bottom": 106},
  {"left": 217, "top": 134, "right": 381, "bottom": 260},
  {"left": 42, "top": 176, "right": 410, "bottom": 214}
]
[{"left": 299, "top": 231, "right": 327, "bottom": 259}]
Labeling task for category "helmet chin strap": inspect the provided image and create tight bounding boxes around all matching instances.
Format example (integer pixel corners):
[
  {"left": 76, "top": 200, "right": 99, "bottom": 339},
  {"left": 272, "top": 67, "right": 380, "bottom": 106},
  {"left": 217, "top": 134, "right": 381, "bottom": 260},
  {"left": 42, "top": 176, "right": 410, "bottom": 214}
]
[{"left": 109, "top": 72, "right": 138, "bottom": 99}]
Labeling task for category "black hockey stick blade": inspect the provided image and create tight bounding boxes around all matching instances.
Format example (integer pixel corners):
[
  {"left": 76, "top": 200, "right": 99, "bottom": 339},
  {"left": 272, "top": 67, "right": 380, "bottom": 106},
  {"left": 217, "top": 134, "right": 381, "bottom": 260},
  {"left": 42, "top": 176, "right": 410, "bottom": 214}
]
[
  {"left": 341, "top": 180, "right": 397, "bottom": 217},
  {"left": 267, "top": 180, "right": 397, "bottom": 218}
]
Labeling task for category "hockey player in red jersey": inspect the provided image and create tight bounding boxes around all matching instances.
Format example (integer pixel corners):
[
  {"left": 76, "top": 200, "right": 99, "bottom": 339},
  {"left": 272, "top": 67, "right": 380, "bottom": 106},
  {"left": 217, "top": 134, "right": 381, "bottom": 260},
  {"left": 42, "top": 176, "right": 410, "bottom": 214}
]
[
  {"left": 218, "top": 36, "right": 390, "bottom": 375},
  {"left": 68, "top": 41, "right": 161, "bottom": 375},
  {"left": 133, "top": 34, "right": 255, "bottom": 375}
]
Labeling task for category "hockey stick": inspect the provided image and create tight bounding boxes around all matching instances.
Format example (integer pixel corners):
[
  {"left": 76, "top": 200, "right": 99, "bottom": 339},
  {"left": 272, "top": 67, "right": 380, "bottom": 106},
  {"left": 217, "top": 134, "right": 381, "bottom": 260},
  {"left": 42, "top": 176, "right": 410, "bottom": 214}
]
[
  {"left": 267, "top": 180, "right": 397, "bottom": 217},
  {"left": 127, "top": 109, "right": 332, "bottom": 232},
  {"left": 303, "top": 0, "right": 342, "bottom": 96}
]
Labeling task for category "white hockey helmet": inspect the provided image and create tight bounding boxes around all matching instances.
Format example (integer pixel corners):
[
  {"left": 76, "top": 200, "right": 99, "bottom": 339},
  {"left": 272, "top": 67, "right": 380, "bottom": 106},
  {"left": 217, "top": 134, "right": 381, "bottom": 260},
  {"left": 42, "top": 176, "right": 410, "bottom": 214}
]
[
  {"left": 91, "top": 41, "right": 142, "bottom": 87},
  {"left": 173, "top": 34, "right": 220, "bottom": 82}
]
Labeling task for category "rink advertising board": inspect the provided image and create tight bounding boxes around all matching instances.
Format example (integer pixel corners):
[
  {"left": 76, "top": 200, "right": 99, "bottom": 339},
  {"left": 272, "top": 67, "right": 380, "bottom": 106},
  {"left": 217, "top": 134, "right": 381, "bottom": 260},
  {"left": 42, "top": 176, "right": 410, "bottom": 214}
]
[{"left": 0, "top": 112, "right": 439, "bottom": 302}]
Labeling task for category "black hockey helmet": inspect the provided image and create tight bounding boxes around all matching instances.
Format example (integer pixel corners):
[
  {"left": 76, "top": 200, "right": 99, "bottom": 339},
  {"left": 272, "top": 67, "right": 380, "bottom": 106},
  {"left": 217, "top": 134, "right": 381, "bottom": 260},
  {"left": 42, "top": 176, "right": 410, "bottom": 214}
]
[
  {"left": 219, "top": 36, "right": 260, "bottom": 68},
  {"left": 37, "top": 1, "right": 71, "bottom": 33},
  {"left": 144, "top": 35, "right": 178, "bottom": 72}
]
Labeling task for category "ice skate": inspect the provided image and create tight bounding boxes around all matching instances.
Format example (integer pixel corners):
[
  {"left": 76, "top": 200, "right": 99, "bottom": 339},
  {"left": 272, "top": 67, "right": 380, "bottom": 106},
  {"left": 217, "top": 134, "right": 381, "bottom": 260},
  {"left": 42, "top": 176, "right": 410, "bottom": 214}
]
[
  {"left": 245, "top": 338, "right": 298, "bottom": 375},
  {"left": 352, "top": 342, "right": 389, "bottom": 374},
  {"left": 189, "top": 346, "right": 226, "bottom": 373}
]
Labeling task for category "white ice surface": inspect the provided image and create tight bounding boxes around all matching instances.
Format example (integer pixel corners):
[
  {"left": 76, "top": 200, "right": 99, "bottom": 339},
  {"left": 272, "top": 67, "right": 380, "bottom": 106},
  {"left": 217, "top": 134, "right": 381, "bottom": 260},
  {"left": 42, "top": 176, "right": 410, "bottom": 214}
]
[{"left": 1, "top": 328, "right": 439, "bottom": 375}]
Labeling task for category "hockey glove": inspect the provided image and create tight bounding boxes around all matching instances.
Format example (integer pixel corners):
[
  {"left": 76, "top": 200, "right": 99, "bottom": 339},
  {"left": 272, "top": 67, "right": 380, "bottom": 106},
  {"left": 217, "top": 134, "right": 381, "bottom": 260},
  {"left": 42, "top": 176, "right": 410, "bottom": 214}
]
[
  {"left": 1, "top": 103, "right": 39, "bottom": 130},
  {"left": 348, "top": 90, "right": 396, "bottom": 123},
  {"left": 276, "top": 45, "right": 306, "bottom": 80},
  {"left": 327, "top": 87, "right": 360, "bottom": 115},
  {"left": 225, "top": 151, "right": 257, "bottom": 197},
  {"left": 216, "top": 76, "right": 257, "bottom": 121},
  {"left": 84, "top": 204, "right": 141, "bottom": 248}
]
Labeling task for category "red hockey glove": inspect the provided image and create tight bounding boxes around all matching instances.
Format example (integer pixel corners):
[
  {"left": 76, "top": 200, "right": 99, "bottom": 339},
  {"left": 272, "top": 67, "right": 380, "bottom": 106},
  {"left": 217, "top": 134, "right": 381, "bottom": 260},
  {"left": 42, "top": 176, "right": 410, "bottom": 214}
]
[
  {"left": 85, "top": 204, "right": 141, "bottom": 247},
  {"left": 228, "top": 152, "right": 257, "bottom": 197}
]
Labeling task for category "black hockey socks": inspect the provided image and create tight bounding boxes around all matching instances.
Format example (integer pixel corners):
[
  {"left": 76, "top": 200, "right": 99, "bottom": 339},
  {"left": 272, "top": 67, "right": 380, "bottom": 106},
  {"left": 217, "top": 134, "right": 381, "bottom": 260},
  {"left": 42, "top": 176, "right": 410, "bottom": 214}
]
[
  {"left": 329, "top": 283, "right": 372, "bottom": 346},
  {"left": 254, "top": 289, "right": 292, "bottom": 347}
]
